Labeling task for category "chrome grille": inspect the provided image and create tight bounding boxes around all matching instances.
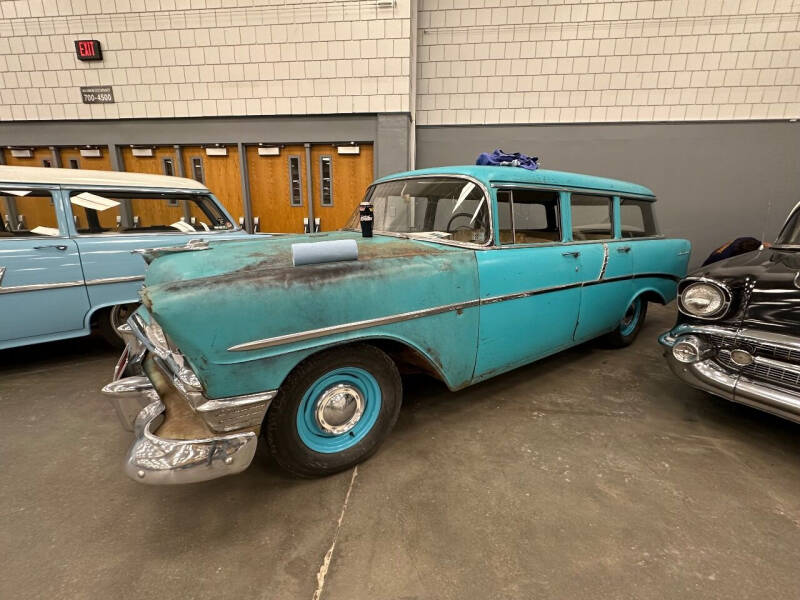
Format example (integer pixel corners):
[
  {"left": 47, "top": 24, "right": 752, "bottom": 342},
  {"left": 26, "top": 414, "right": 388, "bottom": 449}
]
[
  {"left": 736, "top": 338, "right": 800, "bottom": 366},
  {"left": 717, "top": 349, "right": 800, "bottom": 392}
]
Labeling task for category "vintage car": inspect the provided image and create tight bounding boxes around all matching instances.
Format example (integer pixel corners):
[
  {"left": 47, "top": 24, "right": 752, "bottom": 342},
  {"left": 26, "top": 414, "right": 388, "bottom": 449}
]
[
  {"left": 0, "top": 166, "right": 247, "bottom": 349},
  {"left": 103, "top": 165, "right": 691, "bottom": 484},
  {"left": 660, "top": 201, "right": 800, "bottom": 423}
]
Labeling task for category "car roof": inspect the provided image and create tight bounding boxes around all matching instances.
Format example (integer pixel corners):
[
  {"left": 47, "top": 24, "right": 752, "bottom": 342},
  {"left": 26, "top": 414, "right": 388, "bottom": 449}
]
[
  {"left": 375, "top": 165, "right": 656, "bottom": 198},
  {"left": 0, "top": 165, "right": 209, "bottom": 191}
]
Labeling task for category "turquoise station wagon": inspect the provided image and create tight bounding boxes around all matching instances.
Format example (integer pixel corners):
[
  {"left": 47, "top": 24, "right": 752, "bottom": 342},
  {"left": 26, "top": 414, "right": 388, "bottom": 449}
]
[
  {"left": 103, "top": 165, "right": 691, "bottom": 484},
  {"left": 0, "top": 166, "right": 247, "bottom": 350}
]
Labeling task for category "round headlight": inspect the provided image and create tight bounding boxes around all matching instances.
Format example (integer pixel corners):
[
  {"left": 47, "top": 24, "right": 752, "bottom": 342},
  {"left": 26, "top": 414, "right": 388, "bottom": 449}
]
[{"left": 680, "top": 282, "right": 727, "bottom": 318}]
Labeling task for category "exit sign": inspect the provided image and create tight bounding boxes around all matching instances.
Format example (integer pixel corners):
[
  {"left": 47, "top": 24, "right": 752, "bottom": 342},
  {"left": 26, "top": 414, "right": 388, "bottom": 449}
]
[{"left": 74, "top": 39, "right": 102, "bottom": 61}]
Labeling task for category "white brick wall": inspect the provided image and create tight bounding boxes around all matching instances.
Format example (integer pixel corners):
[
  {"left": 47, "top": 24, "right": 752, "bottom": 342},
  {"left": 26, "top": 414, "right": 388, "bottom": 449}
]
[
  {"left": 416, "top": 0, "right": 800, "bottom": 125},
  {"left": 0, "top": 0, "right": 411, "bottom": 121}
]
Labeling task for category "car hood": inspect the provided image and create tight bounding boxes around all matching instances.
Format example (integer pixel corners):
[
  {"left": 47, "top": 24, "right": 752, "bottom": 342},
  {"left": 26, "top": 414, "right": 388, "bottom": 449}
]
[
  {"left": 142, "top": 231, "right": 464, "bottom": 289},
  {"left": 690, "top": 247, "right": 800, "bottom": 333}
]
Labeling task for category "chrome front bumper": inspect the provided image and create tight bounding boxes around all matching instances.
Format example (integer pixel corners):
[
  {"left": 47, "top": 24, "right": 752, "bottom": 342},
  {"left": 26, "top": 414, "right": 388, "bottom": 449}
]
[
  {"left": 102, "top": 318, "right": 276, "bottom": 485},
  {"left": 659, "top": 324, "right": 800, "bottom": 424}
]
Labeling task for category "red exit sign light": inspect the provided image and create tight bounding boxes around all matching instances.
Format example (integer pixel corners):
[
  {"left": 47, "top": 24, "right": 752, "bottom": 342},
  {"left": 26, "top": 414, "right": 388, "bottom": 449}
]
[{"left": 75, "top": 39, "right": 102, "bottom": 61}]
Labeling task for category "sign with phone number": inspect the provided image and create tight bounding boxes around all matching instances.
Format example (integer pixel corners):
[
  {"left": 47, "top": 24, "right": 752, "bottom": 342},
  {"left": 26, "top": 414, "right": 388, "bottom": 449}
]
[{"left": 80, "top": 86, "right": 114, "bottom": 104}]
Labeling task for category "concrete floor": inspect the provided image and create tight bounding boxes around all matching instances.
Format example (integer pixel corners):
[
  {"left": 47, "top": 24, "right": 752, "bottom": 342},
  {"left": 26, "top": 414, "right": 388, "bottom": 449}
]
[{"left": 2, "top": 303, "right": 800, "bottom": 600}]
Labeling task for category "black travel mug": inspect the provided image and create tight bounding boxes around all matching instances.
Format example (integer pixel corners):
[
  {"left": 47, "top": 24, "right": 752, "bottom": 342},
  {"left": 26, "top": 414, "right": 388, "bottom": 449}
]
[{"left": 359, "top": 201, "right": 374, "bottom": 238}]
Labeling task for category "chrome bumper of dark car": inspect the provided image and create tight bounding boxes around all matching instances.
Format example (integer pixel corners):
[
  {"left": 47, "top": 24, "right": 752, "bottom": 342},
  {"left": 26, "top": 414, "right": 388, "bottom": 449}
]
[
  {"left": 102, "top": 317, "right": 277, "bottom": 484},
  {"left": 660, "top": 324, "right": 800, "bottom": 424}
]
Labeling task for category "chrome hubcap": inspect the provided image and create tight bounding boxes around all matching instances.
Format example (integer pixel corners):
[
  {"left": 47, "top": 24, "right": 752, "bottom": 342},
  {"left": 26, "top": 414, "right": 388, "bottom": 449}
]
[
  {"left": 314, "top": 384, "right": 365, "bottom": 434},
  {"left": 621, "top": 303, "right": 636, "bottom": 327}
]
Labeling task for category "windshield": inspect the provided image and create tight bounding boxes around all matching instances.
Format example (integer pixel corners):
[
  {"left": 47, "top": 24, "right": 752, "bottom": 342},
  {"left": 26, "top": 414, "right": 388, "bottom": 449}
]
[
  {"left": 344, "top": 177, "right": 490, "bottom": 244},
  {"left": 776, "top": 205, "right": 800, "bottom": 246}
]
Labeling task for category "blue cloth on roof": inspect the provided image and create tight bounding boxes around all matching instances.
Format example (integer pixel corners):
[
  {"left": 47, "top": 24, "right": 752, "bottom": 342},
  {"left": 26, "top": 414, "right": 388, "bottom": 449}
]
[{"left": 476, "top": 149, "right": 539, "bottom": 171}]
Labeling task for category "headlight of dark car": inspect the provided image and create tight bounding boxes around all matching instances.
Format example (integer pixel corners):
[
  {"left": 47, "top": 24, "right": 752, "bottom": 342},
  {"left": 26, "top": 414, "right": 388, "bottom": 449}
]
[{"left": 678, "top": 280, "right": 730, "bottom": 319}]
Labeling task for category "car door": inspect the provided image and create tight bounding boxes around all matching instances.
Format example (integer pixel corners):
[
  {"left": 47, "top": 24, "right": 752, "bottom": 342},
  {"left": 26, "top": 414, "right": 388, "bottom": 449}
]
[
  {"left": 64, "top": 186, "right": 245, "bottom": 309},
  {"left": 474, "top": 188, "right": 581, "bottom": 379},
  {"left": 0, "top": 185, "right": 90, "bottom": 347},
  {"left": 570, "top": 194, "right": 634, "bottom": 342}
]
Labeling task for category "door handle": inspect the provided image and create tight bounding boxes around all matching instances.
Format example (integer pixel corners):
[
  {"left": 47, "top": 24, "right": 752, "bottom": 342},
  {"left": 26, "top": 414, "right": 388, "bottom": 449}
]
[
  {"left": 561, "top": 251, "right": 580, "bottom": 258},
  {"left": 33, "top": 245, "right": 68, "bottom": 251},
  {"left": 617, "top": 246, "right": 631, "bottom": 253}
]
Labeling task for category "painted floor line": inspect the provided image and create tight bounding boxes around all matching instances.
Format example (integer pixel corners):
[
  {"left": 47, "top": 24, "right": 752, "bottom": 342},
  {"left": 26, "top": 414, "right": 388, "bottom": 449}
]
[{"left": 312, "top": 466, "right": 358, "bottom": 600}]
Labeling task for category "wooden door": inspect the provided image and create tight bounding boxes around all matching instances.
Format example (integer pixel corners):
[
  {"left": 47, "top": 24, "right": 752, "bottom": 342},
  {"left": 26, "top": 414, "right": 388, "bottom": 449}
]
[
  {"left": 58, "top": 147, "right": 112, "bottom": 171},
  {"left": 310, "top": 144, "right": 373, "bottom": 231},
  {"left": 2, "top": 147, "right": 59, "bottom": 229},
  {"left": 181, "top": 146, "right": 244, "bottom": 225},
  {"left": 247, "top": 145, "right": 309, "bottom": 233},
  {"left": 121, "top": 146, "right": 178, "bottom": 176}
]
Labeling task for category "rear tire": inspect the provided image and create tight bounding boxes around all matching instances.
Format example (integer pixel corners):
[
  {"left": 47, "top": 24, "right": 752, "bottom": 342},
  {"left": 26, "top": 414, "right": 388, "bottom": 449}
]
[
  {"left": 97, "top": 303, "right": 139, "bottom": 349},
  {"left": 604, "top": 296, "right": 648, "bottom": 348},
  {"left": 265, "top": 344, "right": 402, "bottom": 478}
]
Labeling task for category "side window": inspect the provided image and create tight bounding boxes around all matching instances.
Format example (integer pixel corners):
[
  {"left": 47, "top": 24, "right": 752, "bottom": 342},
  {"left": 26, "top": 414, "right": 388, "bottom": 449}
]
[
  {"left": 570, "top": 194, "right": 613, "bottom": 241},
  {"left": 162, "top": 158, "right": 175, "bottom": 177},
  {"left": 319, "top": 155, "right": 333, "bottom": 206},
  {"left": 496, "top": 189, "right": 560, "bottom": 245},
  {"left": 620, "top": 199, "right": 657, "bottom": 238},
  {"left": 288, "top": 156, "right": 302, "bottom": 206},
  {"left": 69, "top": 159, "right": 79, "bottom": 169},
  {"left": 190, "top": 157, "right": 204, "bottom": 183},
  {"left": 67, "top": 190, "right": 234, "bottom": 234},
  {"left": 0, "top": 189, "right": 60, "bottom": 237}
]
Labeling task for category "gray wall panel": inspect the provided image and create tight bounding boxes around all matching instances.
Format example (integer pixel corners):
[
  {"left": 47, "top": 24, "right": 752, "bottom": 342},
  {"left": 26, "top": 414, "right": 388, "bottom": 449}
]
[
  {"left": 376, "top": 113, "right": 411, "bottom": 178},
  {"left": 0, "top": 115, "right": 379, "bottom": 146},
  {"left": 417, "top": 121, "right": 800, "bottom": 269}
]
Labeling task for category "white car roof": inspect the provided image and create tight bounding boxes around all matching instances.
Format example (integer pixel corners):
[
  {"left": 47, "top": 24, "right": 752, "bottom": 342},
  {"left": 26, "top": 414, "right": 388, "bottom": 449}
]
[{"left": 0, "top": 165, "right": 209, "bottom": 191}]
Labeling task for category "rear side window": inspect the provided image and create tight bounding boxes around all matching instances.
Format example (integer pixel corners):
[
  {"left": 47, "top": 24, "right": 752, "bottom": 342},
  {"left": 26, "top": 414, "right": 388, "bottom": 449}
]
[
  {"left": 620, "top": 199, "right": 657, "bottom": 238},
  {"left": 0, "top": 189, "right": 60, "bottom": 237},
  {"left": 67, "top": 190, "right": 233, "bottom": 234},
  {"left": 571, "top": 194, "right": 612, "bottom": 240}
]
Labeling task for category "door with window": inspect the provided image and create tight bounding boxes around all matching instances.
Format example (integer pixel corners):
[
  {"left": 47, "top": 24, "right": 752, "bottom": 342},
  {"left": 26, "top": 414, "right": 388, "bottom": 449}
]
[
  {"left": 181, "top": 146, "right": 245, "bottom": 227},
  {"left": 0, "top": 187, "right": 90, "bottom": 346},
  {"left": 474, "top": 188, "right": 582, "bottom": 379},
  {"left": 247, "top": 145, "right": 309, "bottom": 233},
  {"left": 569, "top": 194, "right": 633, "bottom": 342},
  {"left": 248, "top": 144, "right": 374, "bottom": 233},
  {"left": 58, "top": 147, "right": 112, "bottom": 171}
]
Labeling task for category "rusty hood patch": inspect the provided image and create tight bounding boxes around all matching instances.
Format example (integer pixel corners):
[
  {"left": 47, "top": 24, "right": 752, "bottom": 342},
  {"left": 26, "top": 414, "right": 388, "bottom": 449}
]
[{"left": 143, "top": 231, "right": 464, "bottom": 291}]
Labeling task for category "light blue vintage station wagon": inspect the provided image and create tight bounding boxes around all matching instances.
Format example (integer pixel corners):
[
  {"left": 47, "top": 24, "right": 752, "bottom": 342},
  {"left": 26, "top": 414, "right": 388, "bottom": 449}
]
[
  {"left": 0, "top": 166, "right": 246, "bottom": 349},
  {"left": 103, "top": 165, "right": 691, "bottom": 484}
]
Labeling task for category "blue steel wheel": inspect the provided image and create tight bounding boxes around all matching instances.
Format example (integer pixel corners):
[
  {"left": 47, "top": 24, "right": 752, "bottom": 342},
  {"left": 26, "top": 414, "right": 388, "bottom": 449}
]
[
  {"left": 265, "top": 344, "right": 402, "bottom": 478},
  {"left": 605, "top": 296, "right": 648, "bottom": 348}
]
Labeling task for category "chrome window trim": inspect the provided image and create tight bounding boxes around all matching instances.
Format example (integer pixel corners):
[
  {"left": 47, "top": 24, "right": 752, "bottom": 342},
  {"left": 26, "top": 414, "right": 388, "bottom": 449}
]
[
  {"left": 489, "top": 181, "right": 656, "bottom": 202},
  {"left": 365, "top": 173, "right": 495, "bottom": 249},
  {"left": 227, "top": 271, "right": 680, "bottom": 352},
  {"left": 677, "top": 276, "right": 733, "bottom": 320}
]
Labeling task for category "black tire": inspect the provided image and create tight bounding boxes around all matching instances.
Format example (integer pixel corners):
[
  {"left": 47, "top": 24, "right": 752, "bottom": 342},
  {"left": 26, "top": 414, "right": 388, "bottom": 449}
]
[
  {"left": 97, "top": 303, "right": 139, "bottom": 349},
  {"left": 603, "top": 296, "right": 648, "bottom": 348},
  {"left": 265, "top": 344, "right": 402, "bottom": 478}
]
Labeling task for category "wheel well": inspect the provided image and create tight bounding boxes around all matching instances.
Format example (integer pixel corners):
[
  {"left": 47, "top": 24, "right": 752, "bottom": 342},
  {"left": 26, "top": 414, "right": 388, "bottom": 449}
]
[
  {"left": 364, "top": 339, "right": 446, "bottom": 384},
  {"left": 638, "top": 289, "right": 667, "bottom": 305}
]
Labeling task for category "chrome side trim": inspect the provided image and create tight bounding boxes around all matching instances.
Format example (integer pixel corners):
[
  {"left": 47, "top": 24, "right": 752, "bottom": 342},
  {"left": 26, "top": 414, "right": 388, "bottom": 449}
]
[
  {"left": 229, "top": 271, "right": 681, "bottom": 352},
  {"left": 0, "top": 267, "right": 5, "bottom": 286},
  {"left": 132, "top": 238, "right": 210, "bottom": 264},
  {"left": 597, "top": 243, "right": 609, "bottom": 280},
  {"left": 228, "top": 299, "right": 482, "bottom": 352},
  {"left": 0, "top": 279, "right": 84, "bottom": 295},
  {"left": 85, "top": 275, "right": 144, "bottom": 286},
  {"left": 488, "top": 181, "right": 656, "bottom": 201}
]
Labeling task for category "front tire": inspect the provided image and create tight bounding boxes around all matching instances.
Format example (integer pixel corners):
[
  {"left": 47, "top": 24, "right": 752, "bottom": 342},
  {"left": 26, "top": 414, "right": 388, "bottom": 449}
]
[
  {"left": 265, "top": 344, "right": 402, "bottom": 478},
  {"left": 604, "top": 296, "right": 648, "bottom": 348}
]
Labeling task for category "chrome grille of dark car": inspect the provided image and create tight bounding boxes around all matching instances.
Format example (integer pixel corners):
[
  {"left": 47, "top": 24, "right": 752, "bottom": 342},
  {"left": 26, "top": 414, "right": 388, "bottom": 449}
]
[
  {"left": 736, "top": 339, "right": 800, "bottom": 366},
  {"left": 717, "top": 349, "right": 800, "bottom": 392}
]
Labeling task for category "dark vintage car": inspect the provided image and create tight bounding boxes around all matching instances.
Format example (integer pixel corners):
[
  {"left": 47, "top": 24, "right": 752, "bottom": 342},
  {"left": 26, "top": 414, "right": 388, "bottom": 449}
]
[{"left": 660, "top": 201, "right": 800, "bottom": 423}]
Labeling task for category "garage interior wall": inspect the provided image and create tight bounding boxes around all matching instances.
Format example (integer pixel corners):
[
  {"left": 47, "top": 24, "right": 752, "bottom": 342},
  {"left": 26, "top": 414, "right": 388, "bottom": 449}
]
[{"left": 416, "top": 120, "right": 800, "bottom": 268}]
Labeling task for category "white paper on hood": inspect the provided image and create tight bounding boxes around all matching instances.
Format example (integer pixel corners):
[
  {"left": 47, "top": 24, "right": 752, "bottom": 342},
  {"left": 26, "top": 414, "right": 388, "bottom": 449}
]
[
  {"left": 170, "top": 220, "right": 196, "bottom": 232},
  {"left": 31, "top": 226, "right": 60, "bottom": 236}
]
